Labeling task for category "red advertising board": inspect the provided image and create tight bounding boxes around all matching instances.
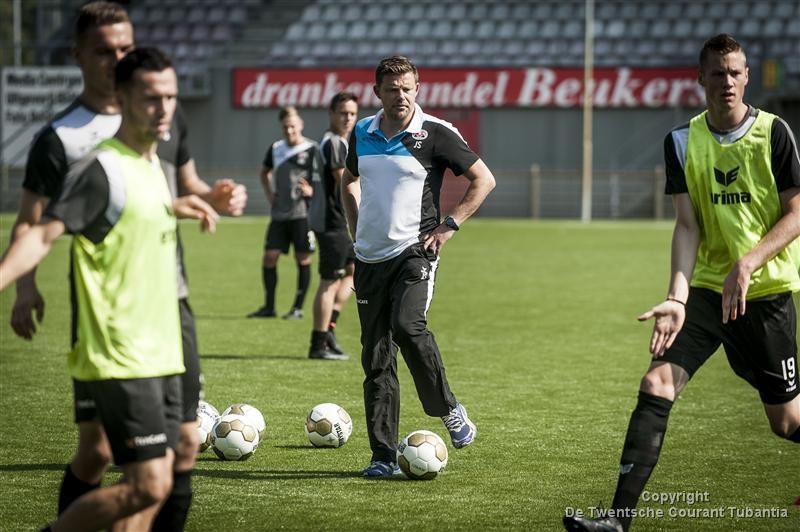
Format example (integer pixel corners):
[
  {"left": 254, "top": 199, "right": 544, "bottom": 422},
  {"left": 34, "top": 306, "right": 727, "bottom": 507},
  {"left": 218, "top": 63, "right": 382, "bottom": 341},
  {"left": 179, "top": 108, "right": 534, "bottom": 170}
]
[{"left": 232, "top": 67, "right": 704, "bottom": 109}]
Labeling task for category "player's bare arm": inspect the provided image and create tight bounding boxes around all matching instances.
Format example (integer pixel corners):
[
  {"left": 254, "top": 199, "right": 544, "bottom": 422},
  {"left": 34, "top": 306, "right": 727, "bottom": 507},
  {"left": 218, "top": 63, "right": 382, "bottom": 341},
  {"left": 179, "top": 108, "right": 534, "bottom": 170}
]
[
  {"left": 9, "top": 190, "right": 50, "bottom": 339},
  {"left": 422, "top": 158, "right": 496, "bottom": 255},
  {"left": 638, "top": 193, "right": 699, "bottom": 357},
  {"left": 172, "top": 194, "right": 219, "bottom": 234},
  {"left": 177, "top": 159, "right": 247, "bottom": 216},
  {"left": 721, "top": 186, "right": 800, "bottom": 323},
  {"left": 341, "top": 168, "right": 360, "bottom": 241},
  {"left": 0, "top": 219, "right": 66, "bottom": 292},
  {"left": 259, "top": 167, "right": 274, "bottom": 205}
]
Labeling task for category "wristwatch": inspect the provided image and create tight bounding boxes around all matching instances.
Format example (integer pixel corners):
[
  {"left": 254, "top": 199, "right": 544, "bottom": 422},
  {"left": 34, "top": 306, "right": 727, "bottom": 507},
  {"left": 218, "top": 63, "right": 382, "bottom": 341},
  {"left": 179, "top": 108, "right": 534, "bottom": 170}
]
[{"left": 443, "top": 215, "right": 460, "bottom": 231}]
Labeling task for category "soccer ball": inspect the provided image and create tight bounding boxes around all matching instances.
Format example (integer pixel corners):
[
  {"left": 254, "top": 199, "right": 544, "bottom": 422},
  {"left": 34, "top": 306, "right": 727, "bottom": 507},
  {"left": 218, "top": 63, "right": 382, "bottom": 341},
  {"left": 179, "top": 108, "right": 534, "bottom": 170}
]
[
  {"left": 397, "top": 430, "right": 448, "bottom": 480},
  {"left": 211, "top": 413, "right": 260, "bottom": 461},
  {"left": 196, "top": 403, "right": 219, "bottom": 452},
  {"left": 304, "top": 403, "right": 353, "bottom": 448},
  {"left": 198, "top": 399, "right": 219, "bottom": 418},
  {"left": 222, "top": 403, "right": 266, "bottom": 439}
]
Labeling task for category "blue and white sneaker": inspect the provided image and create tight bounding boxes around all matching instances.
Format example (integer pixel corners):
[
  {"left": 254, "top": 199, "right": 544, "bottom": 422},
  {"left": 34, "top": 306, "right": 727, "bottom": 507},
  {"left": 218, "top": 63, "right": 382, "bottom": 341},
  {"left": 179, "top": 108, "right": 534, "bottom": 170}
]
[
  {"left": 441, "top": 402, "right": 477, "bottom": 448},
  {"left": 362, "top": 460, "right": 400, "bottom": 478}
]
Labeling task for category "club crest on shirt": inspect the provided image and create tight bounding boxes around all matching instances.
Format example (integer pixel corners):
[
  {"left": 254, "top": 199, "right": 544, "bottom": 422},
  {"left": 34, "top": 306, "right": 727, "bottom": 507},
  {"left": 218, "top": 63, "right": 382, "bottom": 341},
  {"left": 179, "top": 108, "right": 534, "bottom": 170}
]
[
  {"left": 412, "top": 130, "right": 428, "bottom": 141},
  {"left": 296, "top": 151, "right": 308, "bottom": 165}
]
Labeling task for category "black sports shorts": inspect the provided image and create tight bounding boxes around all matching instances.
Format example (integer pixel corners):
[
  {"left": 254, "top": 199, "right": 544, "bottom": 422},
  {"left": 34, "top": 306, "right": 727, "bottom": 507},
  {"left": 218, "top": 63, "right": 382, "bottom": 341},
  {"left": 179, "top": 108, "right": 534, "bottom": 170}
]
[
  {"left": 80, "top": 375, "right": 182, "bottom": 465},
  {"left": 265, "top": 218, "right": 314, "bottom": 254},
  {"left": 73, "top": 300, "right": 200, "bottom": 424},
  {"left": 315, "top": 230, "right": 355, "bottom": 280},
  {"left": 661, "top": 287, "right": 799, "bottom": 405}
]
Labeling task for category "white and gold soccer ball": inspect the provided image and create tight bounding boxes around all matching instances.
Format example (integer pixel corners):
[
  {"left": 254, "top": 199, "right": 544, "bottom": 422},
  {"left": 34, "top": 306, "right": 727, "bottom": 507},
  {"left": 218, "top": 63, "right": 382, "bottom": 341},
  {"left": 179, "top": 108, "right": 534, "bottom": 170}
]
[
  {"left": 211, "top": 413, "right": 260, "bottom": 461},
  {"left": 304, "top": 403, "right": 353, "bottom": 448},
  {"left": 196, "top": 401, "right": 219, "bottom": 452},
  {"left": 222, "top": 403, "right": 266, "bottom": 439},
  {"left": 397, "top": 430, "right": 448, "bottom": 480}
]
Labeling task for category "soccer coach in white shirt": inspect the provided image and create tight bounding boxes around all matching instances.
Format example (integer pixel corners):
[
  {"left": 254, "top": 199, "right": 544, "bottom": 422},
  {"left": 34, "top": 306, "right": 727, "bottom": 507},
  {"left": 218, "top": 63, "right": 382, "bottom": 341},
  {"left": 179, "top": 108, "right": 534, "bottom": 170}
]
[{"left": 342, "top": 55, "right": 496, "bottom": 478}]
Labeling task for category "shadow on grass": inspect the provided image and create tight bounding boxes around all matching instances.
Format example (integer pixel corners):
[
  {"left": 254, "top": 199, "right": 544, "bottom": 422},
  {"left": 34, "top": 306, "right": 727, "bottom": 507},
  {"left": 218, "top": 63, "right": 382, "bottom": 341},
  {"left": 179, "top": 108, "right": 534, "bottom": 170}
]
[
  {"left": 0, "top": 463, "right": 67, "bottom": 472},
  {"left": 193, "top": 314, "right": 252, "bottom": 320},
  {"left": 200, "top": 353, "right": 300, "bottom": 361},
  {"left": 192, "top": 467, "right": 362, "bottom": 480}
]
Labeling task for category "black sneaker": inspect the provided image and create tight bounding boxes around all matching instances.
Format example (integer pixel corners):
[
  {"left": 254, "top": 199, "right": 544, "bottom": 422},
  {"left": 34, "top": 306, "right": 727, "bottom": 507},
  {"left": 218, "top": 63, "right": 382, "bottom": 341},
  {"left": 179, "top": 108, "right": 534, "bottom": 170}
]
[
  {"left": 309, "top": 348, "right": 349, "bottom": 361},
  {"left": 326, "top": 330, "right": 345, "bottom": 354},
  {"left": 247, "top": 306, "right": 276, "bottom": 318},
  {"left": 282, "top": 308, "right": 304, "bottom": 320},
  {"left": 562, "top": 515, "right": 624, "bottom": 532}
]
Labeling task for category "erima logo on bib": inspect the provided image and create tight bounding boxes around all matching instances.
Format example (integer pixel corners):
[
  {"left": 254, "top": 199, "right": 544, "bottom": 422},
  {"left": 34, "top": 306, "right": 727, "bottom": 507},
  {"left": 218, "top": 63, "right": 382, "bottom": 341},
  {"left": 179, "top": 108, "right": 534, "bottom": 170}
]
[
  {"left": 710, "top": 165, "right": 750, "bottom": 205},
  {"left": 714, "top": 166, "right": 739, "bottom": 186},
  {"left": 412, "top": 130, "right": 428, "bottom": 140}
]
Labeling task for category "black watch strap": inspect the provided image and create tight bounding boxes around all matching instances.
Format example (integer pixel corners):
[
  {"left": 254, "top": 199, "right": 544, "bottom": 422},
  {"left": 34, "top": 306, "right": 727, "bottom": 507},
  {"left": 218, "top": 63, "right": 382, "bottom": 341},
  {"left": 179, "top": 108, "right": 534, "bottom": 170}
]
[{"left": 443, "top": 216, "right": 460, "bottom": 231}]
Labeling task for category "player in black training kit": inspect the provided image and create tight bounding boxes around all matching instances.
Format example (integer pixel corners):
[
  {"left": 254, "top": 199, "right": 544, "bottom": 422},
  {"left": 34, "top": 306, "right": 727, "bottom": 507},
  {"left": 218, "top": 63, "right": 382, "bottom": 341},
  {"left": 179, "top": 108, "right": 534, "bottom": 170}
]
[
  {"left": 249, "top": 106, "right": 319, "bottom": 320},
  {"left": 307, "top": 92, "right": 359, "bottom": 360}
]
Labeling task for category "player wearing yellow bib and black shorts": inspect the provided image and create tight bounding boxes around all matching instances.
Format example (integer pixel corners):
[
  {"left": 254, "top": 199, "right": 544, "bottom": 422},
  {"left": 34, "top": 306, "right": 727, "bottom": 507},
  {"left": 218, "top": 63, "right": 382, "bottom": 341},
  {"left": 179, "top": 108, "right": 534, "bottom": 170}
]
[
  {"left": 565, "top": 34, "right": 800, "bottom": 532},
  {"left": 0, "top": 48, "right": 217, "bottom": 530}
]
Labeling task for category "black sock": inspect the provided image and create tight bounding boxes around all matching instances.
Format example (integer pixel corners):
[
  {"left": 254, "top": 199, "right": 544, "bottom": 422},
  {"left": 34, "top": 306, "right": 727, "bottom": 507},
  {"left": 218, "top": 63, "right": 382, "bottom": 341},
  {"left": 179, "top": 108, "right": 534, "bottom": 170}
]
[
  {"left": 152, "top": 469, "right": 193, "bottom": 532},
  {"left": 790, "top": 426, "right": 800, "bottom": 443},
  {"left": 611, "top": 392, "right": 673, "bottom": 531},
  {"left": 263, "top": 266, "right": 277, "bottom": 310},
  {"left": 329, "top": 309, "right": 340, "bottom": 330},
  {"left": 310, "top": 330, "right": 328, "bottom": 350},
  {"left": 58, "top": 465, "right": 100, "bottom": 515},
  {"left": 293, "top": 264, "right": 311, "bottom": 310}
]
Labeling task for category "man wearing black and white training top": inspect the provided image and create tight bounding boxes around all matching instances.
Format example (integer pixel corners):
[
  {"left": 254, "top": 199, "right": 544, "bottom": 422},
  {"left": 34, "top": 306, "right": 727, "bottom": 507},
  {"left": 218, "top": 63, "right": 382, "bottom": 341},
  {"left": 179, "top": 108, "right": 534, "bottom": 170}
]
[{"left": 341, "top": 55, "right": 496, "bottom": 478}]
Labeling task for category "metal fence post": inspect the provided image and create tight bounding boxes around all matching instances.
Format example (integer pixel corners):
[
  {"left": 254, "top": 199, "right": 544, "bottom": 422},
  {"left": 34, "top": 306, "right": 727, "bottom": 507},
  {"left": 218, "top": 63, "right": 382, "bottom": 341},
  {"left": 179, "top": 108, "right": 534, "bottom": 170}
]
[
  {"left": 530, "top": 163, "right": 541, "bottom": 219},
  {"left": 653, "top": 164, "right": 664, "bottom": 219}
]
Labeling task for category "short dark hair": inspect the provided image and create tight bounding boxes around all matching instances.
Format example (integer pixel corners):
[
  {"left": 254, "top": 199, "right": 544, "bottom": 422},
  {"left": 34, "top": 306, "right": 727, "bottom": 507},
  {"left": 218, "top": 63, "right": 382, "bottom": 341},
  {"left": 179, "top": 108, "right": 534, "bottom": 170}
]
[
  {"left": 329, "top": 92, "right": 358, "bottom": 112},
  {"left": 699, "top": 34, "right": 746, "bottom": 69},
  {"left": 115, "top": 47, "right": 173, "bottom": 89},
  {"left": 75, "top": 1, "right": 130, "bottom": 43},
  {"left": 375, "top": 56, "right": 418, "bottom": 87}
]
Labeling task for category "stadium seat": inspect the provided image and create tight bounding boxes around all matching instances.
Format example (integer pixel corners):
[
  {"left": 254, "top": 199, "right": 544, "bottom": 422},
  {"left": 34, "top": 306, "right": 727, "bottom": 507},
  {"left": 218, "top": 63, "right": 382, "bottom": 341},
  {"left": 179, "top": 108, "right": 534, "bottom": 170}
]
[
  {"left": 774, "top": 1, "right": 796, "bottom": 18},
  {"left": 563, "top": 20, "right": 582, "bottom": 39},
  {"left": 150, "top": 24, "right": 169, "bottom": 43},
  {"left": 349, "top": 21, "right": 368, "bottom": 40},
  {"left": 229, "top": 7, "right": 247, "bottom": 24},
  {"left": 685, "top": 2, "right": 705, "bottom": 19},
  {"left": 497, "top": 20, "right": 516, "bottom": 40},
  {"left": 187, "top": 7, "right": 205, "bottom": 24},
  {"left": 189, "top": 24, "right": 210, "bottom": 42},
  {"left": 411, "top": 20, "right": 433, "bottom": 40},
  {"left": 541, "top": 20, "right": 560, "bottom": 39},
  {"left": 517, "top": 20, "right": 537, "bottom": 40},
  {"left": 510, "top": 3, "right": 531, "bottom": 20},
  {"left": 490, "top": 3, "right": 510, "bottom": 20},
  {"left": 604, "top": 20, "right": 626, "bottom": 39},
  {"left": 369, "top": 21, "right": 390, "bottom": 40},
  {"left": 469, "top": 3, "right": 489, "bottom": 21},
  {"left": 476, "top": 20, "right": 495, "bottom": 40},
  {"left": 532, "top": 2, "right": 552, "bottom": 20},
  {"left": 301, "top": 4, "right": 320, "bottom": 21},
  {"left": 389, "top": 20, "right": 412, "bottom": 39}
]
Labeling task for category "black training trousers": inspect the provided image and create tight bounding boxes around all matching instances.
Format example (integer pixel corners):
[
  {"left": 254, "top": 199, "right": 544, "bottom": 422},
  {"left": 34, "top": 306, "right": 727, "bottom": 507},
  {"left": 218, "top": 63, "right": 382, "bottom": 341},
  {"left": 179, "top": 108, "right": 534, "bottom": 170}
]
[{"left": 354, "top": 243, "right": 457, "bottom": 462}]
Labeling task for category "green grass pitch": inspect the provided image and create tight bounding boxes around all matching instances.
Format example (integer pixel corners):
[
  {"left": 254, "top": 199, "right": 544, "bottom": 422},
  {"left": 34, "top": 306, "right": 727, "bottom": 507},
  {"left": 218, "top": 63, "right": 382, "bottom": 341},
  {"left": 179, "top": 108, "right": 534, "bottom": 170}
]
[{"left": 0, "top": 215, "right": 797, "bottom": 531}]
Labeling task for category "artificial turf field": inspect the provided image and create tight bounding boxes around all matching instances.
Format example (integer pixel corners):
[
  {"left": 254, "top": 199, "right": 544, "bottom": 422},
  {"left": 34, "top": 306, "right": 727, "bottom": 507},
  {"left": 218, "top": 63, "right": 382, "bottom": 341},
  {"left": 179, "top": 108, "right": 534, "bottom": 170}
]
[{"left": 0, "top": 215, "right": 797, "bottom": 531}]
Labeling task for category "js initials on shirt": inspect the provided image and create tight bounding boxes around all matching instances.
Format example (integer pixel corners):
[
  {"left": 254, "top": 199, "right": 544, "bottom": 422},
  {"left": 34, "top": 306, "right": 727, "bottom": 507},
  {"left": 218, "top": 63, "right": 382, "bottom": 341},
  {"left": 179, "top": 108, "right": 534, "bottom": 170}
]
[{"left": 710, "top": 165, "right": 751, "bottom": 205}]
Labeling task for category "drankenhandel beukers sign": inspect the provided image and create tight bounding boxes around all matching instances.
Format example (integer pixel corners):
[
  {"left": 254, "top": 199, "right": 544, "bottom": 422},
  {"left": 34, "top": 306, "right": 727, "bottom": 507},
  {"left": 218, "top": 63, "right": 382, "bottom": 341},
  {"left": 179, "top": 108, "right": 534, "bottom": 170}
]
[{"left": 232, "top": 67, "right": 705, "bottom": 109}]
